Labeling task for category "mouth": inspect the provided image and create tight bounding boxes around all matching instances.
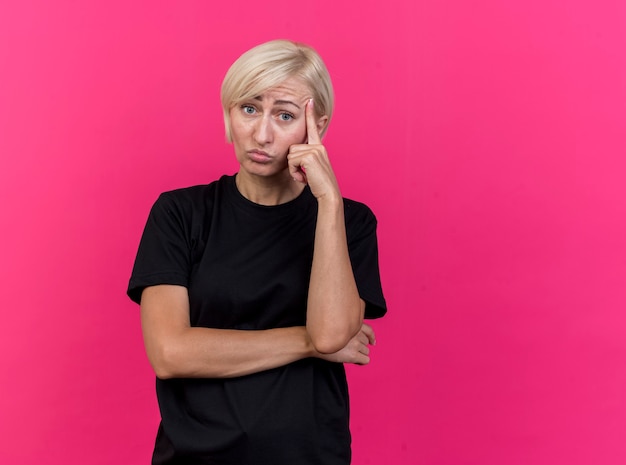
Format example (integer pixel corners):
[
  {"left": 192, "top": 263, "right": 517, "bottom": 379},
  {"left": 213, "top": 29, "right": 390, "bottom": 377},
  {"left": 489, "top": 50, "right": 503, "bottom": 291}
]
[{"left": 248, "top": 149, "right": 272, "bottom": 163}]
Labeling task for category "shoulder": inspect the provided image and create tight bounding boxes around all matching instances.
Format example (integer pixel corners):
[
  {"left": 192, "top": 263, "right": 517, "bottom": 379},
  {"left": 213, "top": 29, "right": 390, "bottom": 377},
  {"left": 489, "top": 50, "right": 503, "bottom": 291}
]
[
  {"left": 342, "top": 197, "right": 378, "bottom": 243},
  {"left": 158, "top": 179, "right": 220, "bottom": 205},
  {"left": 343, "top": 197, "right": 377, "bottom": 228},
  {"left": 154, "top": 175, "right": 231, "bottom": 215}
]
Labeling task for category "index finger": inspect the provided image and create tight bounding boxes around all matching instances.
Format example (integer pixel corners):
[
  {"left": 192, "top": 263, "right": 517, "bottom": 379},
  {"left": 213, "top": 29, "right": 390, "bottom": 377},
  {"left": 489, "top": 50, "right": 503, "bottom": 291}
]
[{"left": 306, "top": 98, "right": 321, "bottom": 145}]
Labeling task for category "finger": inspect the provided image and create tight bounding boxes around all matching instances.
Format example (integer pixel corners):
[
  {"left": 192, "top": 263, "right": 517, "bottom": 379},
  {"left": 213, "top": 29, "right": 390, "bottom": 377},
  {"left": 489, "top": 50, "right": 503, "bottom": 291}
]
[
  {"left": 355, "top": 332, "right": 368, "bottom": 344},
  {"left": 305, "top": 99, "right": 321, "bottom": 145},
  {"left": 287, "top": 151, "right": 307, "bottom": 182},
  {"left": 289, "top": 163, "right": 307, "bottom": 183},
  {"left": 361, "top": 323, "right": 376, "bottom": 345}
]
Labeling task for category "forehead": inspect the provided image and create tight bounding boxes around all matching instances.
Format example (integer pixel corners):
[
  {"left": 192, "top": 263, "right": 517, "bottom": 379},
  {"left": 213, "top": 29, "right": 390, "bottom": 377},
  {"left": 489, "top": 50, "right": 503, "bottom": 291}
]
[{"left": 255, "top": 77, "right": 312, "bottom": 103}]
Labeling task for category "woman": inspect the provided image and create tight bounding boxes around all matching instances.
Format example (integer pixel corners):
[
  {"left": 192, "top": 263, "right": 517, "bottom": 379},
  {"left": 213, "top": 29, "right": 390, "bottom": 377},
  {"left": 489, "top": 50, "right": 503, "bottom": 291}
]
[{"left": 128, "top": 39, "right": 386, "bottom": 464}]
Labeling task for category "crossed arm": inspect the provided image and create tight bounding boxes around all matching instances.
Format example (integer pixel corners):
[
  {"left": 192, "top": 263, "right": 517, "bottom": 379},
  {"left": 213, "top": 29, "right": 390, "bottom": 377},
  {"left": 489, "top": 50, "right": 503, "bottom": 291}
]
[{"left": 140, "top": 285, "right": 375, "bottom": 379}]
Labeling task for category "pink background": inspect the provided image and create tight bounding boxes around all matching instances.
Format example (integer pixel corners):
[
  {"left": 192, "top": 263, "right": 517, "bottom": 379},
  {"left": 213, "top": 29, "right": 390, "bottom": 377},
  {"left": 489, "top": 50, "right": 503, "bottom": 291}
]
[{"left": 1, "top": 1, "right": 625, "bottom": 464}]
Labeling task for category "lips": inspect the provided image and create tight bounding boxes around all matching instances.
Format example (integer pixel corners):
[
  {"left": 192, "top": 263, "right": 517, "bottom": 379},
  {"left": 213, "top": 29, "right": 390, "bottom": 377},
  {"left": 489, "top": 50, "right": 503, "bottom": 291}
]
[{"left": 248, "top": 150, "right": 272, "bottom": 163}]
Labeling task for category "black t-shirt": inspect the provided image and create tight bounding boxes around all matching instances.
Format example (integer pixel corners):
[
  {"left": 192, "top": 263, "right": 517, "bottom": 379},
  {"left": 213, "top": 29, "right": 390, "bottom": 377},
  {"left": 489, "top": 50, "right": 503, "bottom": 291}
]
[{"left": 128, "top": 174, "right": 386, "bottom": 465}]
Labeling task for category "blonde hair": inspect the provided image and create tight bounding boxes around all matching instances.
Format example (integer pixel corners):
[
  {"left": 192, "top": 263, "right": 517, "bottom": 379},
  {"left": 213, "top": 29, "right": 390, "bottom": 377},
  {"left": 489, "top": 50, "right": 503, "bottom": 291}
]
[{"left": 220, "top": 40, "right": 334, "bottom": 142}]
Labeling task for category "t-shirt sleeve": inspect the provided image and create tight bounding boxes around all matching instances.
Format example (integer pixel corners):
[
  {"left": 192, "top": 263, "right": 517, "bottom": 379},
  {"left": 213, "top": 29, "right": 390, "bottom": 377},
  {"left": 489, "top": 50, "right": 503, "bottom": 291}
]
[
  {"left": 345, "top": 202, "right": 387, "bottom": 319},
  {"left": 127, "top": 192, "right": 191, "bottom": 304}
]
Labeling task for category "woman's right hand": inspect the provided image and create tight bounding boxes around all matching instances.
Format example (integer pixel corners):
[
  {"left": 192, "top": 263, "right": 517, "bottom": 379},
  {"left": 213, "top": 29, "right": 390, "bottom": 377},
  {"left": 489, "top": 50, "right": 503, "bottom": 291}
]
[{"left": 315, "top": 323, "right": 376, "bottom": 365}]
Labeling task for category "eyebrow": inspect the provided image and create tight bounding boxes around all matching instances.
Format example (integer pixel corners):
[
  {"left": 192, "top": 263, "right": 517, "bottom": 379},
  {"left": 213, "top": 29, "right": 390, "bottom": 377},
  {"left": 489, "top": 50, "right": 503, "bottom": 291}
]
[{"left": 254, "top": 96, "right": 301, "bottom": 109}]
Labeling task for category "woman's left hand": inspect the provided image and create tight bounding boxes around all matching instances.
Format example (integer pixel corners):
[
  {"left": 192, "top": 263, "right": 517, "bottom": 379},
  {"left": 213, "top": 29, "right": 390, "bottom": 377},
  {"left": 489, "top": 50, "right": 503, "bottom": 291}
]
[
  {"left": 314, "top": 323, "right": 376, "bottom": 365},
  {"left": 287, "top": 99, "right": 340, "bottom": 202}
]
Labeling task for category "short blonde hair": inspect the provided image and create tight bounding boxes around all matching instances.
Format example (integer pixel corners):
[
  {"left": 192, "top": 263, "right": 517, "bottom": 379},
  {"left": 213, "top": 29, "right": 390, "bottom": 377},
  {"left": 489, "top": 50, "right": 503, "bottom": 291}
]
[{"left": 220, "top": 40, "right": 334, "bottom": 142}]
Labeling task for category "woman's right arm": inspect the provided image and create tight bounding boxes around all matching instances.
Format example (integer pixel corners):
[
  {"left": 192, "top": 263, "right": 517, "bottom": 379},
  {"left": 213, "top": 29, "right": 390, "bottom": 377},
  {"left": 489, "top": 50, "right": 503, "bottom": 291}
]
[{"left": 140, "top": 284, "right": 374, "bottom": 379}]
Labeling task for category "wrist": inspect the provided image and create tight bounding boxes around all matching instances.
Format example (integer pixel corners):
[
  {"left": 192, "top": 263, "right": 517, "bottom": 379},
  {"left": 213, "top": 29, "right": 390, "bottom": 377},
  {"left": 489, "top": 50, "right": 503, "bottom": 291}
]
[{"left": 316, "top": 193, "right": 343, "bottom": 213}]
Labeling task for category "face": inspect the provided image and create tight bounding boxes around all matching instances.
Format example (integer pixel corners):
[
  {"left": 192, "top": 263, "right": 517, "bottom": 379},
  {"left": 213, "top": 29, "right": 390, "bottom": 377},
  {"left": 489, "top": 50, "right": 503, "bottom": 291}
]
[{"left": 229, "top": 76, "right": 324, "bottom": 179}]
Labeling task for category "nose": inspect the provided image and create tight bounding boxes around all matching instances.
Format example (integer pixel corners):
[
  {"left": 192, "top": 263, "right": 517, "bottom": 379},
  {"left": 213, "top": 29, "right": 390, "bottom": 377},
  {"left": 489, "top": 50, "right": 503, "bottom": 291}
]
[{"left": 253, "top": 114, "right": 273, "bottom": 145}]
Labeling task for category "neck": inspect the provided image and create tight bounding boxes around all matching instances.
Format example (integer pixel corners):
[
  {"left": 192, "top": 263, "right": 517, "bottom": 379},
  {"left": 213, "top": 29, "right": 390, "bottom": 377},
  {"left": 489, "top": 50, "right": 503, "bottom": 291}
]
[{"left": 235, "top": 171, "right": 305, "bottom": 206}]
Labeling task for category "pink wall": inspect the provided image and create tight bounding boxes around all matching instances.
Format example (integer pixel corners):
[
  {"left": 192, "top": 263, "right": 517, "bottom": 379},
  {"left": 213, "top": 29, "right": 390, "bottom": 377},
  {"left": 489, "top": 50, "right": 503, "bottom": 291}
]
[{"left": 1, "top": 1, "right": 625, "bottom": 464}]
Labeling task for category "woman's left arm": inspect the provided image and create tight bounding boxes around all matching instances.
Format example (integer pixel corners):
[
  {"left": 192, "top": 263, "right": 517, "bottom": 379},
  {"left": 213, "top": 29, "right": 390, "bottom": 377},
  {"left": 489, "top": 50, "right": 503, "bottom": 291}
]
[{"left": 288, "top": 99, "right": 364, "bottom": 354}]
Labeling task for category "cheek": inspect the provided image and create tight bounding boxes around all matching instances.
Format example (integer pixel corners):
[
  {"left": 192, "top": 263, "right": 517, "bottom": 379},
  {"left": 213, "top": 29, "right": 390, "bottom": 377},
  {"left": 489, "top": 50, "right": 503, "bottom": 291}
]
[
  {"left": 283, "top": 122, "right": 307, "bottom": 145},
  {"left": 229, "top": 116, "right": 249, "bottom": 142}
]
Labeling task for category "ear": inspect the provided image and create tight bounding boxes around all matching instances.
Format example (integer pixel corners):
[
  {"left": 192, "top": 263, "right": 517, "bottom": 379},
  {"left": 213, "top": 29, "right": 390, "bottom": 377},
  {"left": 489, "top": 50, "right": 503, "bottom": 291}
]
[{"left": 316, "top": 115, "right": 329, "bottom": 136}]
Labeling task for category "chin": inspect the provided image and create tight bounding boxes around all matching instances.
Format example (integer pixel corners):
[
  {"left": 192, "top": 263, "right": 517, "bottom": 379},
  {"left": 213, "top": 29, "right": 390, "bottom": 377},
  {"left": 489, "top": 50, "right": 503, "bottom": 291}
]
[{"left": 245, "top": 161, "right": 288, "bottom": 177}]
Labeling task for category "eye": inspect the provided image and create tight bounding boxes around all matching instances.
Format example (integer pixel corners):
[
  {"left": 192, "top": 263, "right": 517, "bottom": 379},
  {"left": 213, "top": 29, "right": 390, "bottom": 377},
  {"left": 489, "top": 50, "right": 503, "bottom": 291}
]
[
  {"left": 278, "top": 112, "right": 294, "bottom": 121},
  {"left": 241, "top": 105, "right": 256, "bottom": 115}
]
